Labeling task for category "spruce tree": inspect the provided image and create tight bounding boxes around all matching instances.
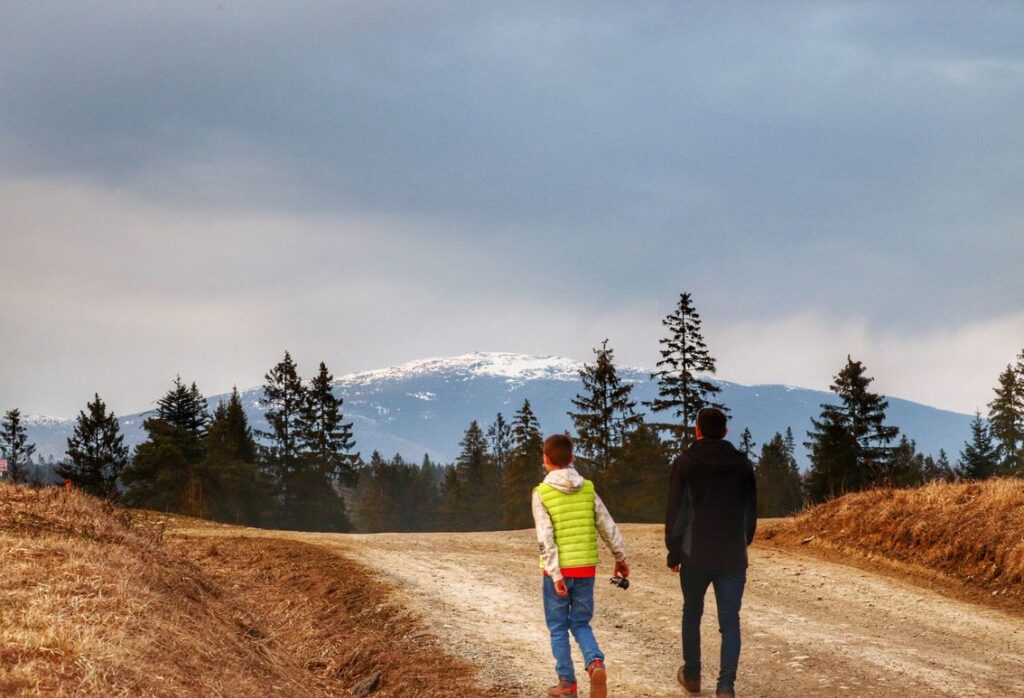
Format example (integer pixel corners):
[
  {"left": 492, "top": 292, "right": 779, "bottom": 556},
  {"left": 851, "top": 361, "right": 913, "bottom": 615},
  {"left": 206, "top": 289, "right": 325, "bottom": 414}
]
[
  {"left": 449, "top": 420, "right": 495, "bottom": 530},
  {"left": 647, "top": 292, "right": 725, "bottom": 451},
  {"left": 258, "top": 351, "right": 307, "bottom": 519},
  {"left": 755, "top": 433, "right": 803, "bottom": 517},
  {"left": 988, "top": 361, "right": 1023, "bottom": 475},
  {"left": 784, "top": 427, "right": 797, "bottom": 462},
  {"left": 121, "top": 377, "right": 211, "bottom": 516},
  {"left": 487, "top": 412, "right": 512, "bottom": 480},
  {"left": 889, "top": 436, "right": 926, "bottom": 488},
  {"left": 415, "top": 454, "right": 443, "bottom": 531},
  {"left": 804, "top": 407, "right": 859, "bottom": 503},
  {"left": 607, "top": 422, "right": 668, "bottom": 523},
  {"left": 299, "top": 362, "right": 358, "bottom": 488},
  {"left": 739, "top": 428, "right": 757, "bottom": 462},
  {"left": 960, "top": 412, "right": 999, "bottom": 480},
  {"left": 501, "top": 400, "right": 544, "bottom": 530},
  {"left": 934, "top": 449, "right": 955, "bottom": 482},
  {"left": 804, "top": 356, "right": 899, "bottom": 501},
  {"left": 440, "top": 464, "right": 463, "bottom": 531},
  {"left": 202, "top": 388, "right": 268, "bottom": 525},
  {"left": 352, "top": 451, "right": 400, "bottom": 532},
  {"left": 0, "top": 408, "right": 36, "bottom": 484},
  {"left": 57, "top": 393, "right": 128, "bottom": 498},
  {"left": 569, "top": 340, "right": 643, "bottom": 491}
]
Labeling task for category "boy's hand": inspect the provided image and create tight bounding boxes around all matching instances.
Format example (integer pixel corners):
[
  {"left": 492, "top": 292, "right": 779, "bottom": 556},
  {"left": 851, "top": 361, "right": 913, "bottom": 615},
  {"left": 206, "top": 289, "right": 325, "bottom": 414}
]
[
  {"left": 554, "top": 579, "right": 569, "bottom": 597},
  {"left": 615, "top": 559, "right": 630, "bottom": 578}
]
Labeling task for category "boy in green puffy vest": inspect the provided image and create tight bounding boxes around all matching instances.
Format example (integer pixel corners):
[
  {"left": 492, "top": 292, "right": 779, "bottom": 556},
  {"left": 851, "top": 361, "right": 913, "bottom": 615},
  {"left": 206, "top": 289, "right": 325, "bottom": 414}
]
[{"left": 532, "top": 434, "right": 629, "bottom": 698}]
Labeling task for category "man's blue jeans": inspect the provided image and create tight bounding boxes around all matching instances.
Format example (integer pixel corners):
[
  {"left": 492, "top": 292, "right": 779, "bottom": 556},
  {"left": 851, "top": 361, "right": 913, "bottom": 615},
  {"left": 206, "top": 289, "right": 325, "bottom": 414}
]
[
  {"left": 680, "top": 567, "right": 746, "bottom": 692},
  {"left": 542, "top": 576, "right": 604, "bottom": 683}
]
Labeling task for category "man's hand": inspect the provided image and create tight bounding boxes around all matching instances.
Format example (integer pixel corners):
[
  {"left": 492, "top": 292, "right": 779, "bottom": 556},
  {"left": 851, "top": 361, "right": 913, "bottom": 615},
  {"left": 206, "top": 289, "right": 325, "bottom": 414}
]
[
  {"left": 554, "top": 579, "right": 569, "bottom": 597},
  {"left": 670, "top": 564, "right": 681, "bottom": 574},
  {"left": 614, "top": 559, "right": 630, "bottom": 579}
]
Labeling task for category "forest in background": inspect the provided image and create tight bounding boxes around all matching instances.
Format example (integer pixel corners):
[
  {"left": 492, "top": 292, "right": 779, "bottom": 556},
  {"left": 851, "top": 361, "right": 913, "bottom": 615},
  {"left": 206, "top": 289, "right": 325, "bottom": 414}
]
[{"left": 2, "top": 292, "right": 1022, "bottom": 532}]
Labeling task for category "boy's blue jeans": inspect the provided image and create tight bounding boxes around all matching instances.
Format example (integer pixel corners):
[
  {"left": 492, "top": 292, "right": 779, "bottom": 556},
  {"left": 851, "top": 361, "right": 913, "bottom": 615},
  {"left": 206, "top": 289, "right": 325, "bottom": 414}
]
[
  {"left": 680, "top": 567, "right": 746, "bottom": 692},
  {"left": 542, "top": 575, "right": 604, "bottom": 683}
]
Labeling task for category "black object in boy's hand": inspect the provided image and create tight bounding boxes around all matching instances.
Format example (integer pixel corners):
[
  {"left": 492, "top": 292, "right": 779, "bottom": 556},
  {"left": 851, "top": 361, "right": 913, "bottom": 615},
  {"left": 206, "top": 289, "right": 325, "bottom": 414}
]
[{"left": 609, "top": 576, "right": 630, "bottom": 590}]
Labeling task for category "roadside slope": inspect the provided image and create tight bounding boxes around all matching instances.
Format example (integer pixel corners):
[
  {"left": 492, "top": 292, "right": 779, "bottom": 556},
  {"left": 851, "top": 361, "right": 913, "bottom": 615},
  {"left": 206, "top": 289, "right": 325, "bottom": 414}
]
[{"left": 0, "top": 484, "right": 498, "bottom": 697}]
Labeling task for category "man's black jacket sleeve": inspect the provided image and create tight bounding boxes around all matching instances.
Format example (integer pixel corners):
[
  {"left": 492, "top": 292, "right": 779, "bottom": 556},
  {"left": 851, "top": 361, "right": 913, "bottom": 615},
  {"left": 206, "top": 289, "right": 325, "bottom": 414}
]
[
  {"left": 745, "top": 458, "right": 758, "bottom": 545},
  {"left": 664, "top": 455, "right": 688, "bottom": 568}
]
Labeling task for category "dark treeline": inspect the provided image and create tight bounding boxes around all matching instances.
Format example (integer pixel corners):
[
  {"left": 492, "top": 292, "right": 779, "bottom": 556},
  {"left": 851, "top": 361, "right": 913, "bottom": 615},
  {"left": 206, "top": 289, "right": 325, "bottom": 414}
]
[{"left": 3, "top": 295, "right": 1022, "bottom": 531}]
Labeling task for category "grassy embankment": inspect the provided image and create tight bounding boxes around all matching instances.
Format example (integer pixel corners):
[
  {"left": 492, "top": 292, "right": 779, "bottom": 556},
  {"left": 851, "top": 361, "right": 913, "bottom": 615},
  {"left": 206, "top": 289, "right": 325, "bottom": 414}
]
[
  {"left": 0, "top": 483, "right": 497, "bottom": 697},
  {"left": 764, "top": 478, "right": 1024, "bottom": 611}
]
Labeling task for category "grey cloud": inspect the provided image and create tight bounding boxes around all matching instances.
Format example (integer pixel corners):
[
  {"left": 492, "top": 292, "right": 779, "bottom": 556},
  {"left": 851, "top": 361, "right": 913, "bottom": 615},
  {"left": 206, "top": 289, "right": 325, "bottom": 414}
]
[{"left": 1, "top": 2, "right": 1022, "bottom": 415}]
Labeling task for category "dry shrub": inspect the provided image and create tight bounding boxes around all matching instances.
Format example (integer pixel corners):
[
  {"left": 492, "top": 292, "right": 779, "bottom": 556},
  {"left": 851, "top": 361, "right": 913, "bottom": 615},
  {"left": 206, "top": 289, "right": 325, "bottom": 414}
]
[
  {"left": 767, "top": 479, "right": 1024, "bottom": 599},
  {"left": 0, "top": 484, "right": 497, "bottom": 697}
]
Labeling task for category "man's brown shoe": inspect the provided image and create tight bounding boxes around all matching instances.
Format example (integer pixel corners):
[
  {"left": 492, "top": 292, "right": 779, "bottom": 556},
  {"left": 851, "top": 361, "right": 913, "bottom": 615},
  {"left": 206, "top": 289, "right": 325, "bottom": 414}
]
[
  {"left": 716, "top": 690, "right": 736, "bottom": 698},
  {"left": 677, "top": 666, "right": 700, "bottom": 694},
  {"left": 546, "top": 679, "right": 577, "bottom": 697},
  {"left": 586, "top": 659, "right": 607, "bottom": 698}
]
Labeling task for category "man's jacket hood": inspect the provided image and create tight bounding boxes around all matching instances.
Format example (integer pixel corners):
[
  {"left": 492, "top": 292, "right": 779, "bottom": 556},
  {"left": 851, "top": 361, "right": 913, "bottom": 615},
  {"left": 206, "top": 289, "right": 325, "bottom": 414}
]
[{"left": 542, "top": 466, "right": 586, "bottom": 494}]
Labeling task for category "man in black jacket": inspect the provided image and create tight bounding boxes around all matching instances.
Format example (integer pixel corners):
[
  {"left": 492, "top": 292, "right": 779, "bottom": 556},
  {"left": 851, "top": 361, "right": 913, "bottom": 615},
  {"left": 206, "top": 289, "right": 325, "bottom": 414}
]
[{"left": 665, "top": 407, "right": 757, "bottom": 698}]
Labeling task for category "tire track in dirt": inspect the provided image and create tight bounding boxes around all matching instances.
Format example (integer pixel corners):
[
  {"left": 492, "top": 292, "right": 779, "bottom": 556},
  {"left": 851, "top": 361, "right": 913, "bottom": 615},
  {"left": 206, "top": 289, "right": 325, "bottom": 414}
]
[{"left": 185, "top": 524, "right": 1024, "bottom": 697}]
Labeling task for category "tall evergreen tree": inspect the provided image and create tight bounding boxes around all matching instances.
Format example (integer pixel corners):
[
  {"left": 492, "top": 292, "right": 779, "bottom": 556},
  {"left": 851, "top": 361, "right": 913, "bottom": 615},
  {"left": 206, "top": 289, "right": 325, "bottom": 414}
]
[
  {"left": 934, "top": 449, "right": 955, "bottom": 482},
  {"left": 279, "top": 361, "right": 354, "bottom": 532},
  {"left": 446, "top": 420, "right": 497, "bottom": 530},
  {"left": 502, "top": 400, "right": 544, "bottom": 530},
  {"left": 784, "top": 427, "right": 797, "bottom": 463},
  {"left": 0, "top": 408, "right": 36, "bottom": 484},
  {"left": 487, "top": 412, "right": 512, "bottom": 481},
  {"left": 121, "top": 377, "right": 211, "bottom": 516},
  {"left": 569, "top": 340, "right": 643, "bottom": 491},
  {"left": 960, "top": 412, "right": 999, "bottom": 480},
  {"left": 415, "top": 454, "right": 443, "bottom": 531},
  {"left": 258, "top": 351, "right": 307, "bottom": 517},
  {"left": 988, "top": 360, "right": 1023, "bottom": 475},
  {"left": 739, "top": 428, "right": 757, "bottom": 462},
  {"left": 202, "top": 387, "right": 268, "bottom": 525},
  {"left": 352, "top": 451, "right": 401, "bottom": 532},
  {"left": 755, "top": 433, "right": 803, "bottom": 517},
  {"left": 299, "top": 362, "right": 358, "bottom": 488},
  {"left": 889, "top": 436, "right": 926, "bottom": 488},
  {"left": 647, "top": 292, "right": 725, "bottom": 451},
  {"left": 605, "top": 422, "right": 668, "bottom": 523},
  {"left": 57, "top": 393, "right": 128, "bottom": 498},
  {"left": 440, "top": 463, "right": 464, "bottom": 531},
  {"left": 804, "top": 356, "right": 900, "bottom": 501}
]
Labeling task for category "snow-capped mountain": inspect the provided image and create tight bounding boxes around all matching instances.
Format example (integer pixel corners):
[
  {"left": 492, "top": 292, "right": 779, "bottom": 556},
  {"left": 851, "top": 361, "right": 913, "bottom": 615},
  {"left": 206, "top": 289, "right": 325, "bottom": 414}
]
[{"left": 20, "top": 352, "right": 973, "bottom": 468}]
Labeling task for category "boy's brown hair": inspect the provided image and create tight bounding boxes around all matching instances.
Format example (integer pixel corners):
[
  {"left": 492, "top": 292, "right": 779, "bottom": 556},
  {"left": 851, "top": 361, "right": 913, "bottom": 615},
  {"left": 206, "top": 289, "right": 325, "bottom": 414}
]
[{"left": 543, "top": 434, "right": 574, "bottom": 467}]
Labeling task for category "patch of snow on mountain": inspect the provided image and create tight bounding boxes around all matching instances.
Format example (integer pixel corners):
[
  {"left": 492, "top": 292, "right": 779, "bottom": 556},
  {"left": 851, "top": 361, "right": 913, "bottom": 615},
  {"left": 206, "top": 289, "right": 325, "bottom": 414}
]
[
  {"left": 23, "top": 414, "right": 72, "bottom": 427},
  {"left": 337, "top": 352, "right": 589, "bottom": 385}
]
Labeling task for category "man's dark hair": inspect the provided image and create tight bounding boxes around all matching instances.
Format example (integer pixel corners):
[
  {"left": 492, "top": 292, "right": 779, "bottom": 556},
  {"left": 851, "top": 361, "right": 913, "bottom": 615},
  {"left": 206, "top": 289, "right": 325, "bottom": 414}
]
[
  {"left": 696, "top": 406, "right": 728, "bottom": 439},
  {"left": 544, "top": 434, "right": 574, "bottom": 467}
]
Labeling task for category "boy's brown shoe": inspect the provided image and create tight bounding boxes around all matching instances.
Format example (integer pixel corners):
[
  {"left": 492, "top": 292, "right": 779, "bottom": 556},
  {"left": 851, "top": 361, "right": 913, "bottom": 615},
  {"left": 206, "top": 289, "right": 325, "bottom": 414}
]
[
  {"left": 677, "top": 666, "right": 700, "bottom": 694},
  {"left": 547, "top": 679, "right": 577, "bottom": 697},
  {"left": 586, "top": 659, "right": 607, "bottom": 698}
]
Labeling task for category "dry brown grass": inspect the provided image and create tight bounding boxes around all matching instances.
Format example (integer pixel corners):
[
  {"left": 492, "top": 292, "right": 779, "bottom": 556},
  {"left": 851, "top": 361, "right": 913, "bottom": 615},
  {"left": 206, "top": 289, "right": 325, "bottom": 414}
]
[
  {"left": 0, "top": 483, "right": 499, "bottom": 697},
  {"left": 763, "top": 478, "right": 1024, "bottom": 608}
]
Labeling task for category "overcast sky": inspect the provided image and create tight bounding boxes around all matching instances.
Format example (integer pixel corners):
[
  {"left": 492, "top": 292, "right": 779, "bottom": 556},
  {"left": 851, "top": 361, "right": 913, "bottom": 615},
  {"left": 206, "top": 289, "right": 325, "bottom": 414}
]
[{"left": 2, "top": 1, "right": 1022, "bottom": 419}]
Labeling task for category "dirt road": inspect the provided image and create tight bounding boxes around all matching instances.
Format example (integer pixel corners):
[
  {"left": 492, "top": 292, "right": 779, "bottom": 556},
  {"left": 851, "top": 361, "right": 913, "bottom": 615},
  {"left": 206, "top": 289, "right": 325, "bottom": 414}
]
[{"left": 189, "top": 524, "right": 1024, "bottom": 697}]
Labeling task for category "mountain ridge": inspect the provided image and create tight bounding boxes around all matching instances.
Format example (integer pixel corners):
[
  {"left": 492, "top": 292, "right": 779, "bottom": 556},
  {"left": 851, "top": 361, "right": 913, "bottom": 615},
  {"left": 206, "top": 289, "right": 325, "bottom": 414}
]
[{"left": 19, "top": 352, "right": 972, "bottom": 468}]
